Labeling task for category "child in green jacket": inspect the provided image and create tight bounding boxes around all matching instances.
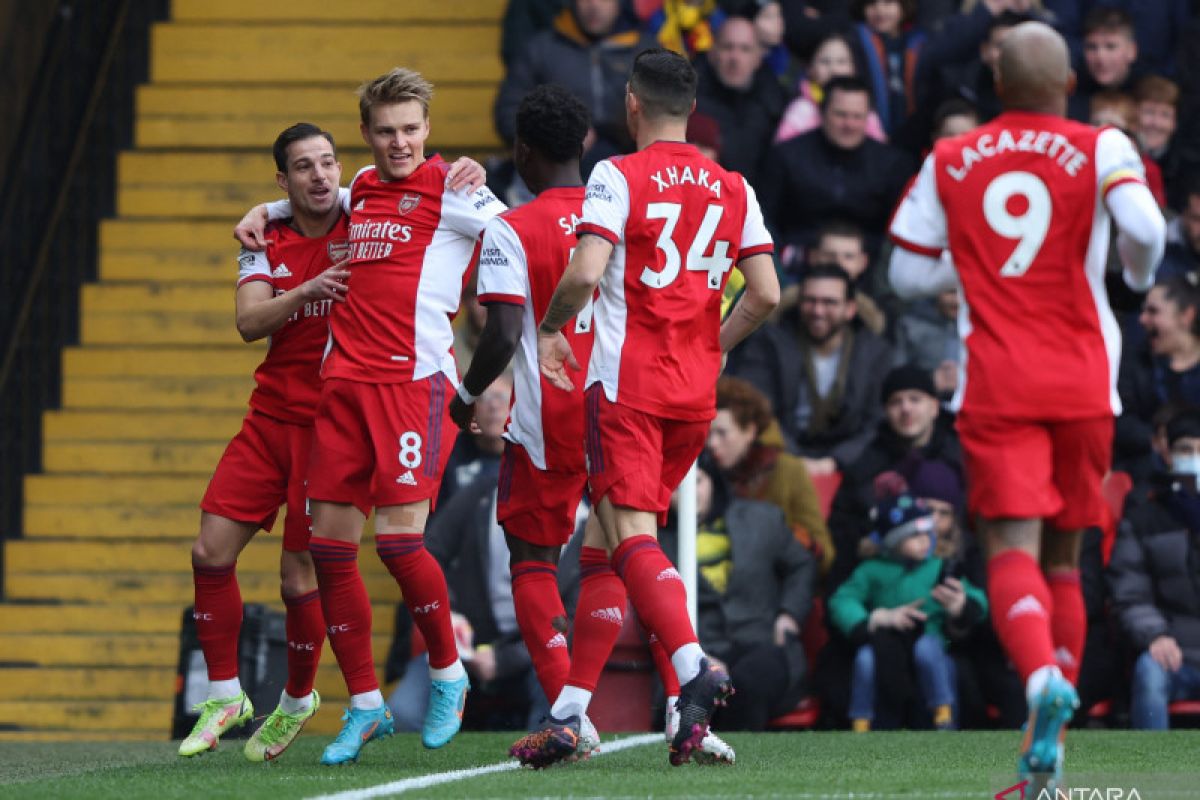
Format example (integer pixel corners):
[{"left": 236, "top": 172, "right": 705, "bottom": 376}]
[{"left": 829, "top": 493, "right": 987, "bottom": 730}]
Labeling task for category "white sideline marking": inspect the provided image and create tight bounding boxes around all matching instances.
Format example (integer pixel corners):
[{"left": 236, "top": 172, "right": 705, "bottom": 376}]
[{"left": 305, "top": 733, "right": 662, "bottom": 800}]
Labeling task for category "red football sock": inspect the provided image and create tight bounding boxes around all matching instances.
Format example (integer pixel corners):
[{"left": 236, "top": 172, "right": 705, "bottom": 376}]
[
  {"left": 309, "top": 537, "right": 377, "bottom": 695},
  {"left": 192, "top": 561, "right": 242, "bottom": 682},
  {"left": 987, "top": 550, "right": 1057, "bottom": 683},
  {"left": 1047, "top": 570, "right": 1086, "bottom": 685},
  {"left": 648, "top": 633, "right": 680, "bottom": 697},
  {"left": 611, "top": 535, "right": 697, "bottom": 656},
  {"left": 376, "top": 534, "right": 457, "bottom": 670},
  {"left": 511, "top": 561, "right": 571, "bottom": 701},
  {"left": 564, "top": 547, "right": 628, "bottom": 693},
  {"left": 282, "top": 587, "right": 326, "bottom": 698}
]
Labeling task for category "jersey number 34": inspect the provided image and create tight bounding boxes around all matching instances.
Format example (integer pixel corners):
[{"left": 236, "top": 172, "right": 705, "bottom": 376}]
[{"left": 640, "top": 202, "right": 733, "bottom": 290}]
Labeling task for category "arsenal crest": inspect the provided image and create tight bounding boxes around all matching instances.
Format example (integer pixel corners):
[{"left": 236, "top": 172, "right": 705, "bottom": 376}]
[
  {"left": 398, "top": 193, "right": 421, "bottom": 216},
  {"left": 327, "top": 239, "right": 351, "bottom": 263}
]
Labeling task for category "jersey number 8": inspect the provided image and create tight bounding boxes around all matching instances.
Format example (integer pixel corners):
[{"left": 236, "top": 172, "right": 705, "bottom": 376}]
[
  {"left": 982, "top": 171, "right": 1052, "bottom": 278},
  {"left": 640, "top": 202, "right": 733, "bottom": 290}
]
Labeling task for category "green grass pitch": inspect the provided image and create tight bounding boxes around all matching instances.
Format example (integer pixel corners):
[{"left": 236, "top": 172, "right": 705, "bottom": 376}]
[{"left": 2, "top": 731, "right": 1199, "bottom": 799}]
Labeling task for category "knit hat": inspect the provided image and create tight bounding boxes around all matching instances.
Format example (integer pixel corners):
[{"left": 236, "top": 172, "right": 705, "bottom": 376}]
[
  {"left": 881, "top": 365, "right": 937, "bottom": 403},
  {"left": 871, "top": 493, "right": 936, "bottom": 557},
  {"left": 904, "top": 458, "right": 964, "bottom": 512},
  {"left": 686, "top": 112, "right": 722, "bottom": 156}
]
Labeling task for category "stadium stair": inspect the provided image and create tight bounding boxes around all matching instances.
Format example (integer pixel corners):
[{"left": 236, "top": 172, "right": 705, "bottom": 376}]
[{"left": 0, "top": 0, "right": 503, "bottom": 742}]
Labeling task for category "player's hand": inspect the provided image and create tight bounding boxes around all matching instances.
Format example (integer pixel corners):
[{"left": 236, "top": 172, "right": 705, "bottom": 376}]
[
  {"left": 448, "top": 395, "right": 481, "bottom": 434},
  {"left": 538, "top": 330, "right": 581, "bottom": 392},
  {"left": 234, "top": 204, "right": 272, "bottom": 251},
  {"left": 931, "top": 577, "right": 967, "bottom": 618},
  {"left": 1149, "top": 635, "right": 1183, "bottom": 673},
  {"left": 446, "top": 157, "right": 487, "bottom": 193},
  {"left": 298, "top": 263, "right": 350, "bottom": 302},
  {"left": 773, "top": 612, "right": 800, "bottom": 646}
]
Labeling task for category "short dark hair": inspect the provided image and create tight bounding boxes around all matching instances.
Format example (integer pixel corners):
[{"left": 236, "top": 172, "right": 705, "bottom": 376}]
[
  {"left": 1083, "top": 6, "right": 1134, "bottom": 39},
  {"left": 816, "top": 219, "right": 867, "bottom": 248},
  {"left": 852, "top": 0, "right": 916, "bottom": 24},
  {"left": 820, "top": 75, "right": 872, "bottom": 111},
  {"left": 1156, "top": 274, "right": 1200, "bottom": 338},
  {"left": 802, "top": 262, "right": 855, "bottom": 299},
  {"left": 932, "top": 97, "right": 979, "bottom": 134},
  {"left": 516, "top": 84, "right": 590, "bottom": 163},
  {"left": 987, "top": 10, "right": 1035, "bottom": 38},
  {"left": 273, "top": 123, "right": 336, "bottom": 173},
  {"left": 630, "top": 47, "right": 698, "bottom": 119}
]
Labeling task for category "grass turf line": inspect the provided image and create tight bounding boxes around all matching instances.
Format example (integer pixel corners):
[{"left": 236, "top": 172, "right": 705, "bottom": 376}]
[{"left": 1, "top": 731, "right": 1199, "bottom": 799}]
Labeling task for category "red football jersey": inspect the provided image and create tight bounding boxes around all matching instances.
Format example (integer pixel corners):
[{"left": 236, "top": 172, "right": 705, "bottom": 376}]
[
  {"left": 476, "top": 186, "right": 594, "bottom": 472},
  {"left": 269, "top": 156, "right": 504, "bottom": 385},
  {"left": 577, "top": 141, "right": 773, "bottom": 421},
  {"left": 889, "top": 112, "right": 1147, "bottom": 420},
  {"left": 236, "top": 216, "right": 349, "bottom": 423}
]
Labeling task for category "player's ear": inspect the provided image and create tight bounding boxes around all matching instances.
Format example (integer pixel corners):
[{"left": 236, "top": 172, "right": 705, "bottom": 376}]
[
  {"left": 359, "top": 121, "right": 370, "bottom": 147},
  {"left": 1065, "top": 68, "right": 1077, "bottom": 97},
  {"left": 275, "top": 171, "right": 288, "bottom": 192}
]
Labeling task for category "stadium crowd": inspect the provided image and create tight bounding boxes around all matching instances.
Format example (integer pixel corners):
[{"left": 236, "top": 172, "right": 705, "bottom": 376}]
[{"left": 407, "top": 0, "right": 1200, "bottom": 733}]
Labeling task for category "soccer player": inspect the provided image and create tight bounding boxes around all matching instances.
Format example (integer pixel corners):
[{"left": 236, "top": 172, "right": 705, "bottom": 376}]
[
  {"left": 887, "top": 22, "right": 1165, "bottom": 791},
  {"left": 530, "top": 48, "right": 781, "bottom": 766},
  {"left": 180, "top": 123, "right": 350, "bottom": 761},
  {"left": 235, "top": 68, "right": 503, "bottom": 765},
  {"left": 450, "top": 84, "right": 736, "bottom": 768}
]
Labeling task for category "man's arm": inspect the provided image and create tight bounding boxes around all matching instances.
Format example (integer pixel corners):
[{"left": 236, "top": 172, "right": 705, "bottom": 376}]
[
  {"left": 1108, "top": 182, "right": 1166, "bottom": 291},
  {"left": 235, "top": 263, "right": 349, "bottom": 342},
  {"left": 889, "top": 249, "right": 958, "bottom": 300},
  {"left": 449, "top": 303, "right": 523, "bottom": 430},
  {"left": 536, "top": 233, "right": 612, "bottom": 391},
  {"left": 886, "top": 153, "right": 951, "bottom": 299},
  {"left": 719, "top": 253, "right": 780, "bottom": 353}
]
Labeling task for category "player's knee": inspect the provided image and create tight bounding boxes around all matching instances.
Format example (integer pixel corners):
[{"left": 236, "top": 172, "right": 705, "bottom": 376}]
[
  {"left": 190, "top": 537, "right": 231, "bottom": 568},
  {"left": 279, "top": 549, "right": 317, "bottom": 597},
  {"left": 504, "top": 535, "right": 559, "bottom": 567}
]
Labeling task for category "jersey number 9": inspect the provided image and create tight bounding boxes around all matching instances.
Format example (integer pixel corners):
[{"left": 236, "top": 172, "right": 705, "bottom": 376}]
[{"left": 983, "top": 171, "right": 1052, "bottom": 278}]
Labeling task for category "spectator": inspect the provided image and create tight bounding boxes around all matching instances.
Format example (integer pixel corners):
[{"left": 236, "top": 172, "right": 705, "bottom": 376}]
[
  {"left": 1117, "top": 277, "right": 1200, "bottom": 485},
  {"left": 685, "top": 110, "right": 722, "bottom": 161},
  {"left": 1048, "top": 0, "right": 1190, "bottom": 81},
  {"left": 774, "top": 31, "right": 887, "bottom": 145},
  {"left": 659, "top": 460, "right": 816, "bottom": 730},
  {"left": 387, "top": 377, "right": 546, "bottom": 731},
  {"left": 760, "top": 75, "right": 915, "bottom": 257},
  {"left": 892, "top": 289, "right": 961, "bottom": 402},
  {"left": 827, "top": 365, "right": 962, "bottom": 587},
  {"left": 851, "top": 0, "right": 925, "bottom": 139},
  {"left": 780, "top": 1, "right": 853, "bottom": 64},
  {"left": 1160, "top": 181, "right": 1200, "bottom": 279},
  {"left": 930, "top": 96, "right": 980, "bottom": 140},
  {"left": 501, "top": 0, "right": 568, "bottom": 68},
  {"left": 1108, "top": 407, "right": 1200, "bottom": 729},
  {"left": 726, "top": 264, "right": 894, "bottom": 475},
  {"left": 1133, "top": 76, "right": 1185, "bottom": 210},
  {"left": 439, "top": 373, "right": 511, "bottom": 506},
  {"left": 752, "top": 1, "right": 796, "bottom": 82},
  {"left": 708, "top": 376, "right": 835, "bottom": 574},
  {"left": 1089, "top": 90, "right": 1166, "bottom": 208},
  {"left": 803, "top": 219, "right": 891, "bottom": 336},
  {"left": 695, "top": 13, "right": 787, "bottom": 187},
  {"left": 493, "top": 0, "right": 652, "bottom": 172},
  {"left": 829, "top": 492, "right": 987, "bottom": 731},
  {"left": 1068, "top": 7, "right": 1142, "bottom": 121}
]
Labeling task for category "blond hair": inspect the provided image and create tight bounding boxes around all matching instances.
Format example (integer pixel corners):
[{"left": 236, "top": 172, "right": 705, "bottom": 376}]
[{"left": 357, "top": 68, "right": 434, "bottom": 125}]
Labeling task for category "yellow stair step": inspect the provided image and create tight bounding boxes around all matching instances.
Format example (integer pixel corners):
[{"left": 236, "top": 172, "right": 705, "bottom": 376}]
[
  {"left": 0, "top": 605, "right": 183, "bottom": 634},
  {"left": 60, "top": 376, "right": 253, "bottom": 410},
  {"left": 120, "top": 149, "right": 278, "bottom": 186},
  {"left": 171, "top": 0, "right": 503, "bottom": 22},
  {"left": 82, "top": 284, "right": 235, "bottom": 314},
  {"left": 24, "top": 505, "right": 246, "bottom": 538},
  {"left": 4, "top": 573, "right": 400, "bottom": 605},
  {"left": 44, "top": 409, "right": 246, "bottom": 442},
  {"left": 44, "top": 442, "right": 234, "bottom": 473},
  {"left": 135, "top": 95, "right": 499, "bottom": 150},
  {"left": 99, "top": 253, "right": 236, "bottom": 284},
  {"left": 62, "top": 348, "right": 262, "bottom": 379},
  {"left": 0, "top": 633, "right": 393, "bottom": 667},
  {"left": 0, "top": 700, "right": 172, "bottom": 731},
  {"left": 82, "top": 312, "right": 247, "bottom": 346},
  {"left": 150, "top": 24, "right": 502, "bottom": 85},
  {"left": 25, "top": 474, "right": 213, "bottom": 506},
  {"left": 117, "top": 185, "right": 291, "bottom": 220},
  {"left": 0, "top": 730, "right": 160, "bottom": 742},
  {"left": 101, "top": 219, "right": 235, "bottom": 251},
  {"left": 0, "top": 668, "right": 175, "bottom": 701}
]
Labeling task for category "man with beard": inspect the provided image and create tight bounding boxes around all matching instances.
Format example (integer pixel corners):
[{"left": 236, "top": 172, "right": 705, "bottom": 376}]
[{"left": 727, "top": 263, "right": 893, "bottom": 476}]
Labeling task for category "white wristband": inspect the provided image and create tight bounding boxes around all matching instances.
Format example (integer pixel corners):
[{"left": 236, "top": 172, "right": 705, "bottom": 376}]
[{"left": 456, "top": 382, "right": 478, "bottom": 406}]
